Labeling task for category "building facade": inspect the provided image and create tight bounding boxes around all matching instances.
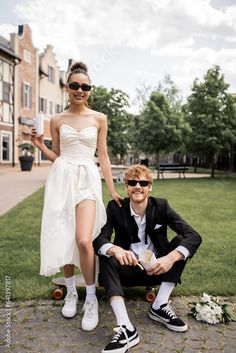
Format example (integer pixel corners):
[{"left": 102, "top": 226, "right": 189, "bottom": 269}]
[
  {"left": 0, "top": 24, "right": 67, "bottom": 166},
  {"left": 38, "top": 44, "right": 65, "bottom": 163},
  {"left": 0, "top": 36, "right": 20, "bottom": 165},
  {"left": 10, "top": 24, "right": 39, "bottom": 165}
]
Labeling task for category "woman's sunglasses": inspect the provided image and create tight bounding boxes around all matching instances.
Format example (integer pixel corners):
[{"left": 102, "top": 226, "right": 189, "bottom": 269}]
[
  {"left": 68, "top": 82, "right": 92, "bottom": 92},
  {"left": 127, "top": 180, "right": 150, "bottom": 187}
]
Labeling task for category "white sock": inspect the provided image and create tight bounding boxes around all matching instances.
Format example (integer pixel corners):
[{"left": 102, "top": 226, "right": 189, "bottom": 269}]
[
  {"left": 152, "top": 282, "right": 175, "bottom": 310},
  {"left": 111, "top": 298, "right": 134, "bottom": 332},
  {"left": 85, "top": 283, "right": 97, "bottom": 302},
  {"left": 65, "top": 276, "right": 76, "bottom": 294}
]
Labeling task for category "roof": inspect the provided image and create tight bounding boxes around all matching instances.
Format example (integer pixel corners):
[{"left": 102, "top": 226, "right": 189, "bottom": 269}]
[
  {"left": 0, "top": 35, "right": 21, "bottom": 61},
  {"left": 39, "top": 65, "right": 48, "bottom": 77}
]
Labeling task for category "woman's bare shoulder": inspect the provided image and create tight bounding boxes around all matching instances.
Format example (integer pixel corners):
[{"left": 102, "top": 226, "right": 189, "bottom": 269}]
[
  {"left": 50, "top": 113, "right": 68, "bottom": 129},
  {"left": 89, "top": 108, "right": 105, "bottom": 116},
  {"left": 90, "top": 109, "right": 107, "bottom": 120},
  {"left": 51, "top": 112, "right": 72, "bottom": 122},
  {"left": 86, "top": 108, "right": 107, "bottom": 128}
]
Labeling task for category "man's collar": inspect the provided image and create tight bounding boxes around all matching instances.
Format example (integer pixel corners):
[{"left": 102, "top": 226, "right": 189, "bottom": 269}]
[
  {"left": 129, "top": 202, "right": 146, "bottom": 221},
  {"left": 130, "top": 203, "right": 138, "bottom": 217}
]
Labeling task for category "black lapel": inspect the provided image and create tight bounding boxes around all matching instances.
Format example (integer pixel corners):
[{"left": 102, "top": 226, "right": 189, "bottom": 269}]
[
  {"left": 145, "top": 197, "right": 156, "bottom": 243},
  {"left": 122, "top": 198, "right": 140, "bottom": 243}
]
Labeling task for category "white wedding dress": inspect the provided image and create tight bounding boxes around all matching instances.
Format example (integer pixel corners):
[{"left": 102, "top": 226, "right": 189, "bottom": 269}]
[{"left": 40, "top": 123, "right": 107, "bottom": 276}]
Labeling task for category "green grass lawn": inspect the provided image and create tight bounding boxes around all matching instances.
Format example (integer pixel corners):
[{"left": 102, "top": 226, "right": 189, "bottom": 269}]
[{"left": 0, "top": 176, "right": 236, "bottom": 302}]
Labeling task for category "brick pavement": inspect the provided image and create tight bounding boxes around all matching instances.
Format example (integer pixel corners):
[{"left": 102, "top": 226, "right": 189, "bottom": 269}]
[{"left": 0, "top": 296, "right": 235, "bottom": 353}]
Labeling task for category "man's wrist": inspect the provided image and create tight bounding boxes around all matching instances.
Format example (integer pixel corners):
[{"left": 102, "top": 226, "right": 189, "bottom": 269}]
[
  {"left": 107, "top": 245, "right": 119, "bottom": 256},
  {"left": 169, "top": 250, "right": 184, "bottom": 262},
  {"left": 98, "top": 243, "right": 113, "bottom": 257}
]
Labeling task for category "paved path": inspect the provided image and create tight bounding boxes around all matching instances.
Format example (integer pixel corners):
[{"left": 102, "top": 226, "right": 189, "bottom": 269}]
[
  {"left": 0, "top": 165, "right": 50, "bottom": 216},
  {"left": 0, "top": 165, "right": 210, "bottom": 216},
  {"left": 0, "top": 296, "right": 235, "bottom": 353}
]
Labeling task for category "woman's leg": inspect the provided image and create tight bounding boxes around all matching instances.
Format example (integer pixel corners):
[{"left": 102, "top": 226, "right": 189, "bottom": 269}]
[
  {"left": 75, "top": 199, "right": 96, "bottom": 285},
  {"left": 61, "top": 265, "right": 78, "bottom": 319},
  {"left": 75, "top": 199, "right": 98, "bottom": 331},
  {"left": 63, "top": 264, "right": 76, "bottom": 294},
  {"left": 63, "top": 264, "right": 75, "bottom": 277}
]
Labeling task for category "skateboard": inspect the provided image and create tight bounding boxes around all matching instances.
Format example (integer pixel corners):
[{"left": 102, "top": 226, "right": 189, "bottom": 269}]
[{"left": 52, "top": 274, "right": 156, "bottom": 302}]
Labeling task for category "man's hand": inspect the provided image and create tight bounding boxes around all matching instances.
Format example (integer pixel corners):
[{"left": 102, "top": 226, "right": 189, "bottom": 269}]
[
  {"left": 107, "top": 246, "right": 138, "bottom": 266},
  {"left": 147, "top": 250, "right": 184, "bottom": 276}
]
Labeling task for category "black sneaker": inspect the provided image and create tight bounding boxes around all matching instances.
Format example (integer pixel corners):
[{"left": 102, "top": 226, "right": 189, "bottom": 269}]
[
  {"left": 102, "top": 325, "right": 139, "bottom": 353},
  {"left": 149, "top": 302, "right": 188, "bottom": 332}
]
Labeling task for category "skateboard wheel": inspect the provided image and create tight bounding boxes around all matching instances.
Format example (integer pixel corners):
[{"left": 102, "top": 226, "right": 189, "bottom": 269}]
[
  {"left": 53, "top": 288, "right": 64, "bottom": 300},
  {"left": 145, "top": 292, "right": 156, "bottom": 303}
]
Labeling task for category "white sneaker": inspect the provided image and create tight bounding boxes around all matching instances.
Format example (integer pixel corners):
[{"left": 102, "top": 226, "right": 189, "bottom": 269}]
[
  {"left": 61, "top": 291, "right": 78, "bottom": 318},
  {"left": 81, "top": 298, "right": 99, "bottom": 331}
]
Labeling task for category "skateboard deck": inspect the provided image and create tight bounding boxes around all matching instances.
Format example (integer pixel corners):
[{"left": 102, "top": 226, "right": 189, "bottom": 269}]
[
  {"left": 52, "top": 274, "right": 156, "bottom": 302},
  {"left": 52, "top": 274, "right": 87, "bottom": 300},
  {"left": 52, "top": 274, "right": 87, "bottom": 287}
]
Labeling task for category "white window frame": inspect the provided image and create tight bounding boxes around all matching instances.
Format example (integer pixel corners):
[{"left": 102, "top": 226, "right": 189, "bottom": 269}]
[
  {"left": 23, "top": 49, "right": 31, "bottom": 63},
  {"left": 39, "top": 97, "right": 47, "bottom": 114},
  {"left": 22, "top": 82, "right": 32, "bottom": 108},
  {"left": 55, "top": 104, "right": 62, "bottom": 114},
  {"left": 0, "top": 131, "right": 12, "bottom": 163},
  {"left": 49, "top": 100, "right": 54, "bottom": 115},
  {"left": 3, "top": 81, "right": 10, "bottom": 103},
  {"left": 48, "top": 65, "right": 55, "bottom": 83}
]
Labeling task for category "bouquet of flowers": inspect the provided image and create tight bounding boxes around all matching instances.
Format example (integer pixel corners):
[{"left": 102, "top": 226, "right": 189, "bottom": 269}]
[{"left": 189, "top": 293, "right": 233, "bottom": 324}]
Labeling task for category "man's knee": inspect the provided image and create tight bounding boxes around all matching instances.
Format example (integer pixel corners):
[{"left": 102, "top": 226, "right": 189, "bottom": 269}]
[
  {"left": 98, "top": 256, "right": 119, "bottom": 285},
  {"left": 99, "top": 255, "right": 118, "bottom": 272},
  {"left": 162, "top": 259, "right": 187, "bottom": 284},
  {"left": 98, "top": 256, "right": 124, "bottom": 298}
]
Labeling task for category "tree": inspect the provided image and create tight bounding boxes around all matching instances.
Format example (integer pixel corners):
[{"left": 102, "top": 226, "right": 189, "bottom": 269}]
[
  {"left": 157, "top": 74, "right": 183, "bottom": 111},
  {"left": 185, "top": 65, "right": 236, "bottom": 177},
  {"left": 133, "top": 82, "right": 157, "bottom": 111},
  {"left": 134, "top": 91, "right": 185, "bottom": 177},
  {"left": 89, "top": 86, "right": 130, "bottom": 162},
  {"left": 134, "top": 74, "right": 182, "bottom": 112}
]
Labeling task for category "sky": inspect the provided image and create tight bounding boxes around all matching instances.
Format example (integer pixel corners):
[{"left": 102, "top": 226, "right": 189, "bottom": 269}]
[{"left": 0, "top": 0, "right": 236, "bottom": 112}]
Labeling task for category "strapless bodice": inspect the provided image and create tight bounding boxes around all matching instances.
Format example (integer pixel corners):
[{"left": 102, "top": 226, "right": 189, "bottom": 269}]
[{"left": 59, "top": 124, "right": 98, "bottom": 165}]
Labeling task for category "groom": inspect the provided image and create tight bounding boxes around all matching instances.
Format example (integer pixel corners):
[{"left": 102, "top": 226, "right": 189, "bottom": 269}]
[{"left": 93, "top": 164, "right": 202, "bottom": 353}]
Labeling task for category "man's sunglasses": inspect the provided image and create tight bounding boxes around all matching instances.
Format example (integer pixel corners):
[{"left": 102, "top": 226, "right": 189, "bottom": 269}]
[
  {"left": 68, "top": 82, "right": 92, "bottom": 92},
  {"left": 127, "top": 180, "right": 150, "bottom": 187}
]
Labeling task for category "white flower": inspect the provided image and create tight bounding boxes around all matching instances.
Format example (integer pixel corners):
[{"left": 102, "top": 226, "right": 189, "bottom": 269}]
[
  {"left": 189, "top": 293, "right": 232, "bottom": 325},
  {"left": 202, "top": 292, "right": 212, "bottom": 303}
]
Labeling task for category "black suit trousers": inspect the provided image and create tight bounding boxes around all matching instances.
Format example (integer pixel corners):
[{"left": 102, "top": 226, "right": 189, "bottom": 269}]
[{"left": 98, "top": 236, "right": 187, "bottom": 299}]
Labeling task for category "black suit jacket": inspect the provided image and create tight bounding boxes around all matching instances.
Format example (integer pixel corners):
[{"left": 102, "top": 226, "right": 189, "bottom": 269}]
[{"left": 93, "top": 197, "right": 202, "bottom": 258}]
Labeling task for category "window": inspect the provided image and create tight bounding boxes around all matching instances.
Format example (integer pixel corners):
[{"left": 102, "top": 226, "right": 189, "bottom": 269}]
[
  {"left": 49, "top": 101, "right": 53, "bottom": 115},
  {"left": 3, "top": 82, "right": 10, "bottom": 103},
  {"left": 22, "top": 83, "right": 32, "bottom": 108},
  {"left": 23, "top": 49, "right": 31, "bottom": 63},
  {"left": 39, "top": 97, "right": 47, "bottom": 113},
  {"left": 1, "top": 133, "right": 11, "bottom": 162},
  {"left": 55, "top": 104, "right": 62, "bottom": 114},
  {"left": 48, "top": 65, "right": 55, "bottom": 83}
]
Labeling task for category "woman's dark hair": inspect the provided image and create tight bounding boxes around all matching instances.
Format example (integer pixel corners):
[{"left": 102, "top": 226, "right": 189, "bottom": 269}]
[{"left": 67, "top": 61, "right": 90, "bottom": 82}]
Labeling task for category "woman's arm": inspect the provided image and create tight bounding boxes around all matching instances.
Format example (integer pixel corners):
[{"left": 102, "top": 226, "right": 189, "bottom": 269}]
[
  {"left": 97, "top": 114, "right": 122, "bottom": 207},
  {"left": 30, "top": 117, "right": 60, "bottom": 162}
]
